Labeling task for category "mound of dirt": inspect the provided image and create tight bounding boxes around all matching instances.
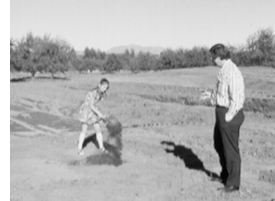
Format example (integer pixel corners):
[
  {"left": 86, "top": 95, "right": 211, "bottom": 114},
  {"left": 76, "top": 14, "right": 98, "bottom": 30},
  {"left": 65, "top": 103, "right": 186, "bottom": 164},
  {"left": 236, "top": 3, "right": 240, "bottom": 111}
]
[{"left": 69, "top": 115, "right": 124, "bottom": 167}]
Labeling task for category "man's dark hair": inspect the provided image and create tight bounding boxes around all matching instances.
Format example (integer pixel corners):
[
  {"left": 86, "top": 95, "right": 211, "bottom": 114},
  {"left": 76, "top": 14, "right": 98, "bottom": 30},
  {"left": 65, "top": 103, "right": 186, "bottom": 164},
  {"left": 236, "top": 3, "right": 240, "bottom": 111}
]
[{"left": 209, "top": 43, "right": 231, "bottom": 59}]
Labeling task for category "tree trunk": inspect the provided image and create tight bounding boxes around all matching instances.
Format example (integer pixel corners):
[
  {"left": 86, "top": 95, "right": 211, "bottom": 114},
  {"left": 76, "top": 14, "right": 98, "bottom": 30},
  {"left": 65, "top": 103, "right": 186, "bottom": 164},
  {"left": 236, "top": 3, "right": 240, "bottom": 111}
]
[{"left": 31, "top": 71, "right": 36, "bottom": 78}]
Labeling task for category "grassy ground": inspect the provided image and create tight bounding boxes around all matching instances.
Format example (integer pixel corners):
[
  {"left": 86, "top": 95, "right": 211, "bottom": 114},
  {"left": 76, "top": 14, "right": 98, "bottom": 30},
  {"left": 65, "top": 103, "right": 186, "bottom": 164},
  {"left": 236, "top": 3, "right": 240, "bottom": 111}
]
[{"left": 10, "top": 67, "right": 275, "bottom": 201}]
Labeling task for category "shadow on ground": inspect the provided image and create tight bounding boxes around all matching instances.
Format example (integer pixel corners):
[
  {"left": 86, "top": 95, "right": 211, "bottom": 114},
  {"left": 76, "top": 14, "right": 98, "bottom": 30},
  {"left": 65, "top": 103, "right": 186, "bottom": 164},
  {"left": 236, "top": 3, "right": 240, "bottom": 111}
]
[
  {"left": 82, "top": 133, "right": 99, "bottom": 149},
  {"left": 161, "top": 141, "right": 219, "bottom": 179},
  {"left": 69, "top": 133, "right": 123, "bottom": 167},
  {"left": 10, "top": 76, "right": 69, "bottom": 82},
  {"left": 10, "top": 76, "right": 32, "bottom": 83},
  {"left": 69, "top": 116, "right": 124, "bottom": 167}
]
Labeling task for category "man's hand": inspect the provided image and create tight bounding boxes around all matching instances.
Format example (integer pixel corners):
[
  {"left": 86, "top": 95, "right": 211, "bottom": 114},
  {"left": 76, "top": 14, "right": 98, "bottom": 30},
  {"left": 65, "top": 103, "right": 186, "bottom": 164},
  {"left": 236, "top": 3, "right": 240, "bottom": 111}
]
[
  {"left": 225, "top": 113, "right": 233, "bottom": 122},
  {"left": 200, "top": 91, "right": 211, "bottom": 100}
]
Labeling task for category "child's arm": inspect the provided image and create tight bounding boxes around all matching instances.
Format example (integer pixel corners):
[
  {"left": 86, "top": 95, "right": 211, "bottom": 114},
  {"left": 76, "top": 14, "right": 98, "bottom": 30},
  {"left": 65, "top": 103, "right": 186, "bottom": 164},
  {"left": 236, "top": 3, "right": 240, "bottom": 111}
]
[
  {"left": 88, "top": 92, "right": 105, "bottom": 119},
  {"left": 90, "top": 105, "right": 105, "bottom": 119}
]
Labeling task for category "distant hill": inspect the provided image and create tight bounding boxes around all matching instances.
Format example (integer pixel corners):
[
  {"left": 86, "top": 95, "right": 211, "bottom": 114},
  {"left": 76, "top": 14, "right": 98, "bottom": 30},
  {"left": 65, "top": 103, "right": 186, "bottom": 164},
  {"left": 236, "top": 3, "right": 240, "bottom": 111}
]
[{"left": 107, "top": 44, "right": 164, "bottom": 55}]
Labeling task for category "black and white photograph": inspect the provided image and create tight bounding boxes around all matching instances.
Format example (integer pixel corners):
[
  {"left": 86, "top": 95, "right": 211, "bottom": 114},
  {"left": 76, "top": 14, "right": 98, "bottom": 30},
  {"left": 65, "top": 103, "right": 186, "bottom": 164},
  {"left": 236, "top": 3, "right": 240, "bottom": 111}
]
[{"left": 9, "top": 0, "right": 275, "bottom": 200}]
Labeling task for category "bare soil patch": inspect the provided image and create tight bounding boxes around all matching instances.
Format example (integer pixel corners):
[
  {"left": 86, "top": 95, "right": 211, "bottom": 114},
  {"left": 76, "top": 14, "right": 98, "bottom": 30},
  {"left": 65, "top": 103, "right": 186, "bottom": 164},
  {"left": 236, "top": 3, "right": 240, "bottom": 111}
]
[{"left": 11, "top": 68, "right": 275, "bottom": 201}]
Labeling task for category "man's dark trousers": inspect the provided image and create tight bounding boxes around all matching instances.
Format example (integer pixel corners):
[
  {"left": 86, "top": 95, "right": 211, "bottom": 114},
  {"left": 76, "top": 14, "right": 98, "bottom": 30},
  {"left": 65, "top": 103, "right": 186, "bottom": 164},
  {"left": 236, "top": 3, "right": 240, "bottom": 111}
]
[{"left": 214, "top": 106, "right": 245, "bottom": 187}]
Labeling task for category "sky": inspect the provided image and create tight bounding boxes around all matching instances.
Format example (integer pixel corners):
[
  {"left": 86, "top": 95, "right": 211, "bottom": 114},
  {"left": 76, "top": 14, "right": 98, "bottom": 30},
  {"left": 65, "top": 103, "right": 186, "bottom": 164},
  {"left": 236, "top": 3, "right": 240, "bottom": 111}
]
[{"left": 10, "top": 0, "right": 275, "bottom": 51}]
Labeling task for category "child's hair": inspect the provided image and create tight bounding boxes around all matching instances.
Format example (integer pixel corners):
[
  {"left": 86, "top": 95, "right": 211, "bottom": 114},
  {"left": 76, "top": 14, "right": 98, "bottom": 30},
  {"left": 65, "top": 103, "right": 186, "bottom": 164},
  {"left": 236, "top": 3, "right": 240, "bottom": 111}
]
[
  {"left": 100, "top": 78, "right": 109, "bottom": 86},
  {"left": 209, "top": 43, "right": 231, "bottom": 60},
  {"left": 95, "top": 78, "right": 109, "bottom": 99}
]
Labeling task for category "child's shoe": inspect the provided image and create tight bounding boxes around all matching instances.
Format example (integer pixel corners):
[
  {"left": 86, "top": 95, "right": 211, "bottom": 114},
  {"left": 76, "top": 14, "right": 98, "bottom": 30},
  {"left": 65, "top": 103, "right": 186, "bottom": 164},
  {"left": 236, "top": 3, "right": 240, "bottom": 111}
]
[
  {"left": 77, "top": 149, "right": 84, "bottom": 155},
  {"left": 99, "top": 147, "right": 108, "bottom": 153}
]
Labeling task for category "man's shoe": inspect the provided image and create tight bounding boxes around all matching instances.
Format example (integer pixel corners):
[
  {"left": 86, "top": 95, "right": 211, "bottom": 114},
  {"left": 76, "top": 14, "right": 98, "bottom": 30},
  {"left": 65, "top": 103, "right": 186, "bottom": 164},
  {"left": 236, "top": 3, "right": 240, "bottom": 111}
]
[{"left": 220, "top": 185, "right": 239, "bottom": 193}]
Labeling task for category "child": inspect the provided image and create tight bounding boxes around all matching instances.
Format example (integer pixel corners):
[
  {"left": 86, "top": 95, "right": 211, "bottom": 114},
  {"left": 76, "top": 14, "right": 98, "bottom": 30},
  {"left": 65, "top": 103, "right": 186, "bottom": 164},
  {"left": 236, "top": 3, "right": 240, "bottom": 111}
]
[{"left": 77, "top": 78, "right": 110, "bottom": 155}]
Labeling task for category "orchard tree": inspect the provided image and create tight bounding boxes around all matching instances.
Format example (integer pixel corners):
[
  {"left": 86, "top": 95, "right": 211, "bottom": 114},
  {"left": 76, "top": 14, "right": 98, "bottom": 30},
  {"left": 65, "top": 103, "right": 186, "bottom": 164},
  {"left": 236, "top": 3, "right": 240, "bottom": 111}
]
[
  {"left": 83, "top": 47, "right": 97, "bottom": 59},
  {"left": 96, "top": 49, "right": 106, "bottom": 60},
  {"left": 182, "top": 47, "right": 211, "bottom": 67},
  {"left": 102, "top": 54, "right": 122, "bottom": 73},
  {"left": 15, "top": 33, "right": 40, "bottom": 77},
  {"left": 75, "top": 58, "right": 99, "bottom": 73},
  {"left": 10, "top": 39, "right": 20, "bottom": 72},
  {"left": 40, "top": 38, "right": 72, "bottom": 78},
  {"left": 246, "top": 28, "right": 275, "bottom": 66},
  {"left": 135, "top": 52, "right": 157, "bottom": 71},
  {"left": 159, "top": 49, "right": 177, "bottom": 69}
]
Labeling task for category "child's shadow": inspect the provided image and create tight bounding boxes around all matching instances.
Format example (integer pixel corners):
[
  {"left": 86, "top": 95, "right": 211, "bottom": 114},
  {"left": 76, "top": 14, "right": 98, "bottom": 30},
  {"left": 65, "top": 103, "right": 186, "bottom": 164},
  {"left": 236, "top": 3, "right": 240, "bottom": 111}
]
[
  {"left": 83, "top": 133, "right": 99, "bottom": 149},
  {"left": 82, "top": 133, "right": 122, "bottom": 156},
  {"left": 161, "top": 141, "right": 219, "bottom": 178},
  {"left": 82, "top": 133, "right": 123, "bottom": 166}
]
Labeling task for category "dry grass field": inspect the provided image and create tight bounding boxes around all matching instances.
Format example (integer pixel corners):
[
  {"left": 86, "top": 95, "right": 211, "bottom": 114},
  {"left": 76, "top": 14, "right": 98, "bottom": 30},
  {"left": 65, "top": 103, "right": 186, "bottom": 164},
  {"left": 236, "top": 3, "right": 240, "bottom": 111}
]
[{"left": 10, "top": 67, "right": 275, "bottom": 201}]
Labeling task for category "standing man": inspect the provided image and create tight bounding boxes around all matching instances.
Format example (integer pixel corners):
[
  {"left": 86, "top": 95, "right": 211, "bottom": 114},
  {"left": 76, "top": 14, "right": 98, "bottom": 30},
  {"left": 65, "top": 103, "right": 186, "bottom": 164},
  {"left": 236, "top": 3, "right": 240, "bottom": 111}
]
[{"left": 201, "top": 43, "right": 245, "bottom": 193}]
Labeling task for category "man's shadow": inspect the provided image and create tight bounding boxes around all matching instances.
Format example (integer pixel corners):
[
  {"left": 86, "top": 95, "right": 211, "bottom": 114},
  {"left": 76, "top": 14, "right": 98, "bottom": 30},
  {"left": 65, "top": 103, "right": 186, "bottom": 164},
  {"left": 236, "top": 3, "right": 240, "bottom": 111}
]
[{"left": 161, "top": 141, "right": 219, "bottom": 178}]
